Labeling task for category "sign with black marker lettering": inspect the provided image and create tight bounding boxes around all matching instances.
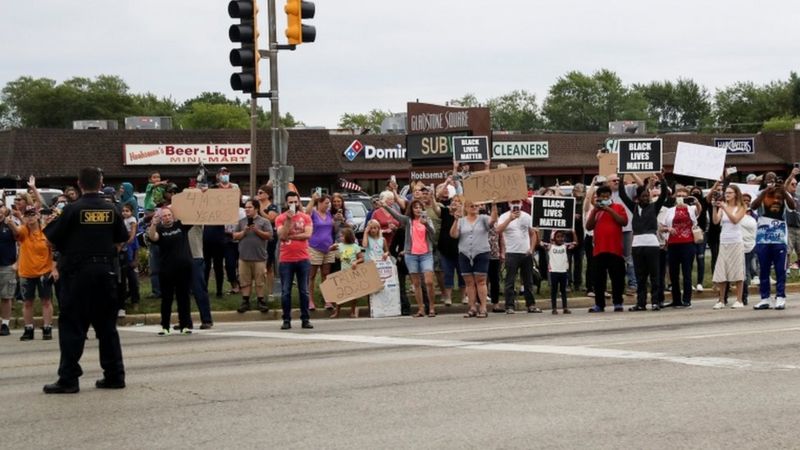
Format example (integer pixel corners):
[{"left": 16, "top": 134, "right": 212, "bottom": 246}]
[
  {"left": 532, "top": 196, "right": 575, "bottom": 230},
  {"left": 617, "top": 138, "right": 662, "bottom": 174},
  {"left": 320, "top": 261, "right": 384, "bottom": 305},
  {"left": 453, "top": 136, "right": 489, "bottom": 163}
]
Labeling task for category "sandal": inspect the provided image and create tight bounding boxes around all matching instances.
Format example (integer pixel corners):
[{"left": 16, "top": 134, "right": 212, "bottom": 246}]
[
  {"left": 463, "top": 309, "right": 477, "bottom": 318},
  {"left": 428, "top": 312, "right": 437, "bottom": 317},
  {"left": 491, "top": 306, "right": 505, "bottom": 313},
  {"left": 476, "top": 311, "right": 488, "bottom": 318},
  {"left": 413, "top": 311, "right": 425, "bottom": 318}
]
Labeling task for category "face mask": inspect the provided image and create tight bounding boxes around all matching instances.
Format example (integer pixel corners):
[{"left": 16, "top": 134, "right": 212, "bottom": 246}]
[
  {"left": 56, "top": 202, "right": 66, "bottom": 211},
  {"left": 599, "top": 199, "right": 612, "bottom": 207},
  {"left": 220, "top": 174, "right": 230, "bottom": 183}
]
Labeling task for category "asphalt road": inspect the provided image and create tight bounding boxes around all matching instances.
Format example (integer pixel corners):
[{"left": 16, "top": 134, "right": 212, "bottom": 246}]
[{"left": 3, "top": 296, "right": 800, "bottom": 449}]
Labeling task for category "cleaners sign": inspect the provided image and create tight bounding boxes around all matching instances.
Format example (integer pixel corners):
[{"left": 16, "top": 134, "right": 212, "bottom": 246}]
[
  {"left": 531, "top": 196, "right": 575, "bottom": 230},
  {"left": 452, "top": 136, "right": 489, "bottom": 163},
  {"left": 492, "top": 141, "right": 549, "bottom": 160},
  {"left": 124, "top": 144, "right": 251, "bottom": 165},
  {"left": 617, "top": 138, "right": 662, "bottom": 174}
]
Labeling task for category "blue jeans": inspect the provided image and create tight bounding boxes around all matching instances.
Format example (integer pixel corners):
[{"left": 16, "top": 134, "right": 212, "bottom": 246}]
[
  {"left": 756, "top": 243, "right": 787, "bottom": 299},
  {"left": 279, "top": 260, "right": 310, "bottom": 323},
  {"left": 623, "top": 231, "right": 636, "bottom": 288},
  {"left": 149, "top": 244, "right": 161, "bottom": 296},
  {"left": 439, "top": 253, "right": 465, "bottom": 289},
  {"left": 694, "top": 233, "right": 707, "bottom": 286},
  {"left": 191, "top": 258, "right": 213, "bottom": 325}
]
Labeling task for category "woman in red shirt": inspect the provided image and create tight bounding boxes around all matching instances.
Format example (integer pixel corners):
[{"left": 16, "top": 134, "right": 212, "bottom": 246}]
[{"left": 663, "top": 187, "right": 702, "bottom": 307}]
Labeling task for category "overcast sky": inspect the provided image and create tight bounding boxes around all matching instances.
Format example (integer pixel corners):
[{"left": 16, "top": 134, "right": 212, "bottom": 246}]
[{"left": 2, "top": 0, "right": 798, "bottom": 128}]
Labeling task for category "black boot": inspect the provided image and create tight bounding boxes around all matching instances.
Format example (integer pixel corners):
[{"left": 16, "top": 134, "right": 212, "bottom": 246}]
[
  {"left": 43, "top": 380, "right": 79, "bottom": 394},
  {"left": 256, "top": 297, "right": 269, "bottom": 313},
  {"left": 236, "top": 298, "right": 251, "bottom": 313},
  {"left": 20, "top": 327, "right": 34, "bottom": 341}
]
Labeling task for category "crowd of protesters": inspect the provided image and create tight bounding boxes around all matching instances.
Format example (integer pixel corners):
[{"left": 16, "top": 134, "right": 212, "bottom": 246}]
[{"left": 2, "top": 158, "right": 800, "bottom": 338}]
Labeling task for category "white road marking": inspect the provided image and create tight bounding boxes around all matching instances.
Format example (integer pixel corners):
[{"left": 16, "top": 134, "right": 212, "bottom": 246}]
[
  {"left": 121, "top": 326, "right": 799, "bottom": 372},
  {"left": 407, "top": 318, "right": 627, "bottom": 336},
  {"left": 586, "top": 326, "right": 800, "bottom": 347}
]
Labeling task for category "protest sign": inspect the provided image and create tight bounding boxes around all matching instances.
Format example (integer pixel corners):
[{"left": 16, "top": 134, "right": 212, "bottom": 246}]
[
  {"left": 531, "top": 196, "right": 575, "bottom": 230},
  {"left": 730, "top": 183, "right": 761, "bottom": 200},
  {"left": 171, "top": 188, "right": 241, "bottom": 225},
  {"left": 453, "top": 136, "right": 489, "bottom": 163},
  {"left": 320, "top": 261, "right": 384, "bottom": 305},
  {"left": 674, "top": 142, "right": 727, "bottom": 180},
  {"left": 618, "top": 139, "right": 662, "bottom": 173},
  {"left": 369, "top": 260, "right": 401, "bottom": 318},
  {"left": 598, "top": 152, "right": 617, "bottom": 177},
  {"left": 462, "top": 166, "right": 528, "bottom": 204}
]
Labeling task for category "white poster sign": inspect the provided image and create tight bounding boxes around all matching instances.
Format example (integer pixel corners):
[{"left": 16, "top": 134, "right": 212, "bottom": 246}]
[
  {"left": 673, "top": 142, "right": 726, "bottom": 180},
  {"left": 730, "top": 183, "right": 761, "bottom": 200},
  {"left": 369, "top": 260, "right": 401, "bottom": 318},
  {"left": 123, "top": 144, "right": 251, "bottom": 165}
]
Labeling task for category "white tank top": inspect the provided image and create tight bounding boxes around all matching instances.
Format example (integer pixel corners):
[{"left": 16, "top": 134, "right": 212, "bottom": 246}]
[{"left": 720, "top": 206, "right": 742, "bottom": 244}]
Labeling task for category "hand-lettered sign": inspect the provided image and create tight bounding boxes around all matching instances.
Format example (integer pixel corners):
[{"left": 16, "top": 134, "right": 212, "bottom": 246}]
[
  {"left": 462, "top": 166, "right": 528, "bottom": 204},
  {"left": 171, "top": 188, "right": 241, "bottom": 225},
  {"left": 674, "top": 142, "right": 727, "bottom": 180},
  {"left": 320, "top": 261, "right": 384, "bottom": 305}
]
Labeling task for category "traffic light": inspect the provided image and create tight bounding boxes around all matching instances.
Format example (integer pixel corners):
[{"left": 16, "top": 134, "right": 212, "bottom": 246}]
[
  {"left": 228, "top": 0, "right": 260, "bottom": 93},
  {"left": 284, "top": 0, "right": 316, "bottom": 45}
]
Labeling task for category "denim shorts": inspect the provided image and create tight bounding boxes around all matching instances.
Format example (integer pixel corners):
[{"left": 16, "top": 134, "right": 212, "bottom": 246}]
[
  {"left": 458, "top": 252, "right": 490, "bottom": 276},
  {"left": 404, "top": 253, "right": 433, "bottom": 274},
  {"left": 21, "top": 274, "right": 53, "bottom": 300}
]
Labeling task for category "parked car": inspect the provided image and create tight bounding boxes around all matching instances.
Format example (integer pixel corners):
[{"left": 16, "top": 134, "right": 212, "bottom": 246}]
[{"left": 2, "top": 188, "right": 64, "bottom": 209}]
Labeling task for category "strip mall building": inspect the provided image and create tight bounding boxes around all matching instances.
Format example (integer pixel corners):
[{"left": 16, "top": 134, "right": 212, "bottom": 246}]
[{"left": 1, "top": 102, "right": 797, "bottom": 195}]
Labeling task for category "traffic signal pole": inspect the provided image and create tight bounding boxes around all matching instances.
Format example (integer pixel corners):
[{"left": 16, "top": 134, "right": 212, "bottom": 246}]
[{"left": 266, "top": 0, "right": 286, "bottom": 213}]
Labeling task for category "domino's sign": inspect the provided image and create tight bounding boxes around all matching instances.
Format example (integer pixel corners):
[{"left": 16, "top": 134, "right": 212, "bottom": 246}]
[{"left": 344, "top": 140, "right": 407, "bottom": 161}]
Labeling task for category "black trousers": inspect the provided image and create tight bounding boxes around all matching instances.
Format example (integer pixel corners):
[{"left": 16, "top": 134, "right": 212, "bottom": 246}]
[
  {"left": 568, "top": 244, "right": 583, "bottom": 290},
  {"left": 203, "top": 241, "right": 225, "bottom": 295},
  {"left": 584, "top": 235, "right": 595, "bottom": 293},
  {"left": 57, "top": 262, "right": 124, "bottom": 384},
  {"left": 160, "top": 265, "right": 193, "bottom": 330},
  {"left": 632, "top": 246, "right": 660, "bottom": 307},
  {"left": 549, "top": 272, "right": 568, "bottom": 309},
  {"left": 593, "top": 252, "right": 626, "bottom": 309},
  {"left": 504, "top": 253, "right": 537, "bottom": 309},
  {"left": 488, "top": 258, "right": 501, "bottom": 304}
]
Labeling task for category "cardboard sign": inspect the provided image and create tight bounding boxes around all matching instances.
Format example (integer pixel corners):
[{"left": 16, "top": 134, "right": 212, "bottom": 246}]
[
  {"left": 674, "top": 142, "right": 727, "bottom": 180},
  {"left": 462, "top": 166, "right": 528, "bottom": 204},
  {"left": 453, "top": 136, "right": 489, "bottom": 163},
  {"left": 598, "top": 152, "right": 617, "bottom": 177},
  {"left": 369, "top": 260, "right": 401, "bottom": 318},
  {"left": 531, "top": 196, "right": 575, "bottom": 230},
  {"left": 618, "top": 139, "right": 662, "bottom": 173},
  {"left": 320, "top": 261, "right": 384, "bottom": 305},
  {"left": 171, "top": 188, "right": 241, "bottom": 225}
]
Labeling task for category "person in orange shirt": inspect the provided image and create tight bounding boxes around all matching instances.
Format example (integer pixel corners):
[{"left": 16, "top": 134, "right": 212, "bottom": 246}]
[{"left": 6, "top": 206, "right": 56, "bottom": 340}]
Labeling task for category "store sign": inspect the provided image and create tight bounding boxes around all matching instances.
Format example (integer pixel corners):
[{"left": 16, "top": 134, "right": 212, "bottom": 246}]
[
  {"left": 123, "top": 144, "right": 251, "bottom": 165},
  {"left": 492, "top": 141, "right": 549, "bottom": 160},
  {"left": 453, "top": 136, "right": 489, "bottom": 162},
  {"left": 407, "top": 102, "right": 491, "bottom": 136},
  {"left": 406, "top": 134, "right": 465, "bottom": 160},
  {"left": 714, "top": 138, "right": 755, "bottom": 155},
  {"left": 343, "top": 139, "right": 406, "bottom": 161},
  {"left": 409, "top": 168, "right": 450, "bottom": 184}
]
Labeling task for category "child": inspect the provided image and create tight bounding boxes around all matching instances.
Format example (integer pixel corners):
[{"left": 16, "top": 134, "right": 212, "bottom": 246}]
[
  {"left": 545, "top": 230, "right": 573, "bottom": 314},
  {"left": 143, "top": 171, "right": 168, "bottom": 214},
  {"left": 121, "top": 204, "right": 140, "bottom": 312},
  {"left": 362, "top": 219, "right": 388, "bottom": 262},
  {"left": 330, "top": 228, "right": 363, "bottom": 318}
]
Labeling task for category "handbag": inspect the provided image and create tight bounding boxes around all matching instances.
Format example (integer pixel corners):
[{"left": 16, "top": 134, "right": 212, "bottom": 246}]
[{"left": 691, "top": 226, "right": 704, "bottom": 244}]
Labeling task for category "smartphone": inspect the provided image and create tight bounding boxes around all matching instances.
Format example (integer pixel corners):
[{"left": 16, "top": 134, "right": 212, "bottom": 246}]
[
  {"left": 390, "top": 175, "right": 396, "bottom": 183},
  {"left": 40, "top": 208, "right": 52, "bottom": 216},
  {"left": 247, "top": 216, "right": 254, "bottom": 226},
  {"left": 684, "top": 197, "right": 695, "bottom": 205},
  {"left": 511, "top": 204, "right": 521, "bottom": 212},
  {"left": 289, "top": 204, "right": 296, "bottom": 214},
  {"left": 726, "top": 167, "right": 738, "bottom": 176}
]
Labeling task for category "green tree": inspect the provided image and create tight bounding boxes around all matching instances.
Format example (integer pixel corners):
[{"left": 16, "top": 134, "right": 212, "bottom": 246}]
[
  {"left": 337, "top": 109, "right": 391, "bottom": 133},
  {"left": 714, "top": 80, "right": 792, "bottom": 133},
  {"left": 761, "top": 116, "right": 800, "bottom": 131},
  {"left": 131, "top": 93, "right": 179, "bottom": 117},
  {"left": 633, "top": 79, "right": 712, "bottom": 132},
  {"left": 178, "top": 92, "right": 242, "bottom": 113},
  {"left": 486, "top": 89, "right": 543, "bottom": 132},
  {"left": 178, "top": 102, "right": 250, "bottom": 129},
  {"left": 542, "top": 69, "right": 647, "bottom": 131},
  {"left": 448, "top": 93, "right": 480, "bottom": 108}
]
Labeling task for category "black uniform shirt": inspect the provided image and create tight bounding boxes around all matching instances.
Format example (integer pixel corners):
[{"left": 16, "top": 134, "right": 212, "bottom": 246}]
[{"left": 44, "top": 192, "right": 128, "bottom": 263}]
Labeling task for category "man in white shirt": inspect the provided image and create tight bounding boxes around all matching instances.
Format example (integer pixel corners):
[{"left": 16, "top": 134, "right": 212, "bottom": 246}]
[{"left": 496, "top": 200, "right": 541, "bottom": 313}]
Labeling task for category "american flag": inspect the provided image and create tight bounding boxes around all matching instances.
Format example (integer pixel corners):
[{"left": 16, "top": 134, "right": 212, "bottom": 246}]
[{"left": 339, "top": 178, "right": 364, "bottom": 193}]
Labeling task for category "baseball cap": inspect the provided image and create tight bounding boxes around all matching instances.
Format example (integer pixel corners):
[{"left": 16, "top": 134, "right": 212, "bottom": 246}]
[
  {"left": 102, "top": 186, "right": 116, "bottom": 196},
  {"left": 746, "top": 174, "right": 757, "bottom": 182},
  {"left": 218, "top": 166, "right": 230, "bottom": 174},
  {"left": 166, "top": 183, "right": 179, "bottom": 193}
]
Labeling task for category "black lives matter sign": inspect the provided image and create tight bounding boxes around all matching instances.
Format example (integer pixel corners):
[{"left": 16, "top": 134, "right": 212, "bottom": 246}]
[
  {"left": 532, "top": 196, "right": 575, "bottom": 230},
  {"left": 452, "top": 136, "right": 489, "bottom": 163},
  {"left": 617, "top": 138, "right": 662, "bottom": 173}
]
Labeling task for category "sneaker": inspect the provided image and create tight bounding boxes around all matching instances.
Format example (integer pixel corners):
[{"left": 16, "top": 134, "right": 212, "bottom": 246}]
[
  {"left": 527, "top": 306, "right": 542, "bottom": 313},
  {"left": 613, "top": 304, "right": 624, "bottom": 312},
  {"left": 651, "top": 304, "right": 661, "bottom": 311},
  {"left": 753, "top": 299, "right": 772, "bottom": 310},
  {"left": 199, "top": 322, "right": 213, "bottom": 330},
  {"left": 236, "top": 301, "right": 251, "bottom": 314},
  {"left": 301, "top": 321, "right": 314, "bottom": 329},
  {"left": 42, "top": 326, "right": 53, "bottom": 340},
  {"left": 696, "top": 284, "right": 704, "bottom": 292},
  {"left": 20, "top": 327, "right": 34, "bottom": 341},
  {"left": 713, "top": 301, "right": 725, "bottom": 310},
  {"left": 731, "top": 301, "right": 744, "bottom": 309},
  {"left": 588, "top": 305, "right": 604, "bottom": 313},
  {"left": 552, "top": 309, "right": 558, "bottom": 315},
  {"left": 281, "top": 321, "right": 291, "bottom": 330},
  {"left": 770, "top": 278, "right": 776, "bottom": 285},
  {"left": 586, "top": 291, "right": 595, "bottom": 298},
  {"left": 752, "top": 278, "right": 760, "bottom": 285},
  {"left": 775, "top": 297, "right": 786, "bottom": 310},
  {"left": 179, "top": 328, "right": 192, "bottom": 335},
  {"left": 157, "top": 328, "right": 171, "bottom": 336},
  {"left": 505, "top": 308, "right": 515, "bottom": 314},
  {"left": 0, "top": 323, "right": 9, "bottom": 336},
  {"left": 462, "top": 296, "right": 469, "bottom": 305}
]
